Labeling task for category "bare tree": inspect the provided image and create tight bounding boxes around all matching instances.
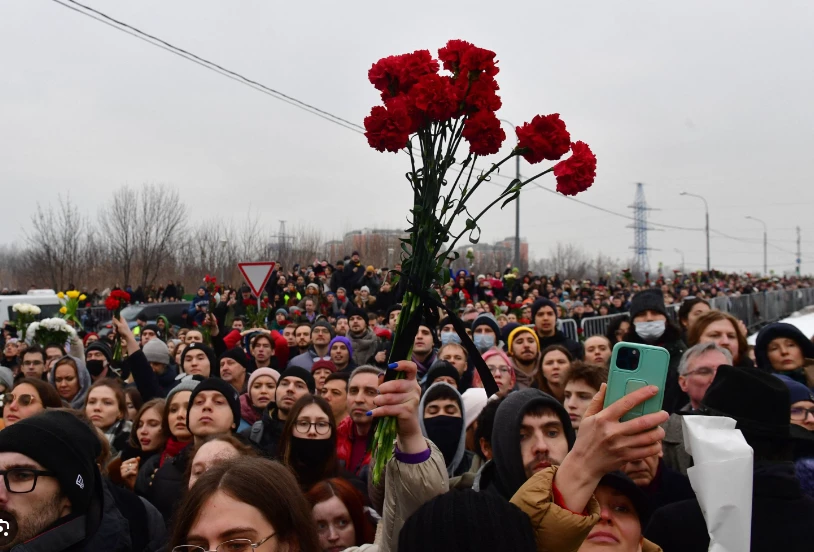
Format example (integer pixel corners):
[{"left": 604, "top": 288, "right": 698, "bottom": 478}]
[
  {"left": 99, "top": 187, "right": 138, "bottom": 285},
  {"left": 132, "top": 185, "right": 188, "bottom": 288}
]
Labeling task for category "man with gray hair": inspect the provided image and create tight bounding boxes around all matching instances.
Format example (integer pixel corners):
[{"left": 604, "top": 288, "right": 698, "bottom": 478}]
[{"left": 662, "top": 342, "right": 732, "bottom": 475}]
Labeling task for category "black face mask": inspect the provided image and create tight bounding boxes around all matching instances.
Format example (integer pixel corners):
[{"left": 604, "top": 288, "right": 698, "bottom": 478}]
[
  {"left": 423, "top": 415, "right": 463, "bottom": 467},
  {"left": 86, "top": 360, "right": 106, "bottom": 377},
  {"left": 289, "top": 436, "right": 334, "bottom": 469}
]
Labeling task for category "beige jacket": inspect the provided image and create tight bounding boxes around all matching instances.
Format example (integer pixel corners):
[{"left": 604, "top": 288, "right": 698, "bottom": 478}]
[
  {"left": 510, "top": 466, "right": 662, "bottom": 552},
  {"left": 345, "top": 440, "right": 448, "bottom": 552}
]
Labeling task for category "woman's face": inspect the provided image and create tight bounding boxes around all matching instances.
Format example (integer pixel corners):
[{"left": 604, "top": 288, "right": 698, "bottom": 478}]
[
  {"left": 136, "top": 407, "right": 164, "bottom": 452},
  {"left": 542, "top": 350, "right": 570, "bottom": 385},
  {"left": 169, "top": 391, "right": 192, "bottom": 441},
  {"left": 175, "top": 346, "right": 184, "bottom": 367},
  {"left": 313, "top": 369, "right": 332, "bottom": 392},
  {"left": 294, "top": 403, "right": 331, "bottom": 440},
  {"left": 314, "top": 495, "right": 356, "bottom": 552},
  {"left": 790, "top": 400, "right": 814, "bottom": 432},
  {"left": 250, "top": 376, "right": 277, "bottom": 410},
  {"left": 699, "top": 319, "right": 739, "bottom": 362},
  {"left": 330, "top": 343, "right": 349, "bottom": 367},
  {"left": 767, "top": 337, "right": 805, "bottom": 372},
  {"left": 54, "top": 363, "right": 80, "bottom": 400},
  {"left": 580, "top": 485, "right": 643, "bottom": 552},
  {"left": 85, "top": 386, "right": 122, "bottom": 431},
  {"left": 484, "top": 355, "right": 514, "bottom": 396},
  {"left": 686, "top": 302, "right": 711, "bottom": 330},
  {"left": 126, "top": 393, "right": 139, "bottom": 421},
  {"left": 3, "top": 383, "right": 45, "bottom": 427},
  {"left": 184, "top": 490, "right": 278, "bottom": 551},
  {"left": 188, "top": 441, "right": 240, "bottom": 489}
]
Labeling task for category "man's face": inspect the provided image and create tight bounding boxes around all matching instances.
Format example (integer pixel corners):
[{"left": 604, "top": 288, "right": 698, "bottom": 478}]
[
  {"left": 563, "top": 380, "right": 597, "bottom": 430},
  {"left": 423, "top": 398, "right": 461, "bottom": 419},
  {"left": 3, "top": 341, "right": 18, "bottom": 357},
  {"left": 507, "top": 313, "right": 518, "bottom": 323},
  {"left": 282, "top": 326, "right": 297, "bottom": 348},
  {"left": 511, "top": 332, "right": 539, "bottom": 363},
  {"left": 21, "top": 352, "right": 47, "bottom": 378},
  {"left": 348, "top": 373, "right": 378, "bottom": 425},
  {"left": 294, "top": 326, "right": 311, "bottom": 349},
  {"left": 678, "top": 350, "right": 727, "bottom": 408},
  {"left": 0, "top": 452, "right": 71, "bottom": 549},
  {"left": 349, "top": 315, "right": 366, "bottom": 333},
  {"left": 534, "top": 306, "right": 557, "bottom": 334},
  {"left": 439, "top": 346, "right": 467, "bottom": 376},
  {"left": 521, "top": 307, "right": 531, "bottom": 320},
  {"left": 388, "top": 309, "right": 401, "bottom": 331},
  {"left": 413, "top": 326, "right": 434, "bottom": 355},
  {"left": 352, "top": 254, "right": 360, "bottom": 263},
  {"left": 584, "top": 336, "right": 612, "bottom": 367},
  {"left": 519, "top": 409, "right": 569, "bottom": 480},
  {"left": 219, "top": 358, "right": 245, "bottom": 385},
  {"left": 231, "top": 319, "right": 244, "bottom": 332},
  {"left": 275, "top": 377, "right": 310, "bottom": 415},
  {"left": 312, "top": 325, "right": 332, "bottom": 347},
  {"left": 186, "top": 331, "right": 204, "bottom": 344},
  {"left": 321, "top": 379, "right": 349, "bottom": 420},
  {"left": 141, "top": 329, "right": 157, "bottom": 345},
  {"left": 335, "top": 318, "right": 349, "bottom": 336},
  {"left": 184, "top": 350, "right": 211, "bottom": 377},
  {"left": 305, "top": 300, "right": 315, "bottom": 313},
  {"left": 621, "top": 450, "right": 661, "bottom": 487},
  {"left": 251, "top": 337, "right": 273, "bottom": 362},
  {"left": 189, "top": 391, "right": 235, "bottom": 437}
]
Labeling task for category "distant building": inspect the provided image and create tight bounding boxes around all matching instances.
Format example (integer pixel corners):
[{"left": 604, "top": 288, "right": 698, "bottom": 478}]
[
  {"left": 324, "top": 228, "right": 407, "bottom": 268},
  {"left": 453, "top": 237, "right": 528, "bottom": 273}
]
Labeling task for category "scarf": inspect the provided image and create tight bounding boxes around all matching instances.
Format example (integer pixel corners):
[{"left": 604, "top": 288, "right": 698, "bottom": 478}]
[{"left": 160, "top": 437, "right": 189, "bottom": 467}]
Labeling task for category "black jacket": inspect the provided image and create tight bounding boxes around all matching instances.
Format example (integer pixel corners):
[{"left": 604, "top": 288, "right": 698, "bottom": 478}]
[
  {"left": 139, "top": 444, "right": 192, "bottom": 523},
  {"left": 623, "top": 326, "right": 687, "bottom": 414},
  {"left": 11, "top": 516, "right": 90, "bottom": 552},
  {"left": 641, "top": 459, "right": 696, "bottom": 512},
  {"left": 538, "top": 329, "right": 584, "bottom": 361},
  {"left": 645, "top": 462, "right": 814, "bottom": 552},
  {"left": 241, "top": 405, "right": 286, "bottom": 459}
]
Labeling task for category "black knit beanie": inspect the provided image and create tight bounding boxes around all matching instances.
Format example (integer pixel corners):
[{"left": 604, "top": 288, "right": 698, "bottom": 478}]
[
  {"left": 280, "top": 366, "right": 316, "bottom": 394},
  {"left": 219, "top": 347, "right": 249, "bottom": 371},
  {"left": 0, "top": 410, "right": 101, "bottom": 514},
  {"left": 187, "top": 377, "right": 241, "bottom": 431},
  {"left": 628, "top": 288, "right": 667, "bottom": 321},
  {"left": 345, "top": 305, "right": 369, "bottom": 326},
  {"left": 425, "top": 360, "right": 461, "bottom": 388},
  {"left": 85, "top": 340, "right": 113, "bottom": 364},
  {"left": 398, "top": 489, "right": 536, "bottom": 552},
  {"left": 531, "top": 298, "right": 558, "bottom": 320},
  {"left": 181, "top": 342, "right": 219, "bottom": 378},
  {"left": 312, "top": 319, "right": 336, "bottom": 339}
]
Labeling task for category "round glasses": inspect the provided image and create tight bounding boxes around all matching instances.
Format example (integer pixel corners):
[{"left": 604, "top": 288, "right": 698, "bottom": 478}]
[
  {"left": 172, "top": 534, "right": 275, "bottom": 552},
  {"left": 0, "top": 393, "right": 38, "bottom": 408},
  {"left": 295, "top": 420, "right": 331, "bottom": 435}
]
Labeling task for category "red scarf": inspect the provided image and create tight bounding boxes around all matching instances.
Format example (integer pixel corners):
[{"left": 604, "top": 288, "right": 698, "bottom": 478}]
[{"left": 160, "top": 437, "right": 190, "bottom": 467}]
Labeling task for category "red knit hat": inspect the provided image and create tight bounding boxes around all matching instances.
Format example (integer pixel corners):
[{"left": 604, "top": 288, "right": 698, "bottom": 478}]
[{"left": 311, "top": 359, "right": 337, "bottom": 374}]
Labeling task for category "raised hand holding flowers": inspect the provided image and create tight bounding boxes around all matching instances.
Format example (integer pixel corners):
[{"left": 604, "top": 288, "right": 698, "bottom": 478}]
[
  {"left": 363, "top": 39, "right": 597, "bottom": 484},
  {"left": 105, "top": 289, "right": 131, "bottom": 363},
  {"left": 58, "top": 289, "right": 85, "bottom": 329},
  {"left": 12, "top": 303, "right": 41, "bottom": 342}
]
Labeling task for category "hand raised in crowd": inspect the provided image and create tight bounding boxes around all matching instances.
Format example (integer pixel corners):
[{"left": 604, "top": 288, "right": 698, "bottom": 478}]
[
  {"left": 553, "top": 383, "right": 668, "bottom": 513},
  {"left": 370, "top": 360, "right": 425, "bottom": 454},
  {"left": 374, "top": 350, "right": 387, "bottom": 364},
  {"left": 202, "top": 313, "right": 219, "bottom": 336},
  {"left": 240, "top": 327, "right": 269, "bottom": 336},
  {"left": 120, "top": 456, "right": 140, "bottom": 490}
]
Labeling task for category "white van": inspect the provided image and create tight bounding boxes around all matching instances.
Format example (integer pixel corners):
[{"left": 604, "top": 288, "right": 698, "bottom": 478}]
[{"left": 0, "top": 291, "right": 63, "bottom": 329}]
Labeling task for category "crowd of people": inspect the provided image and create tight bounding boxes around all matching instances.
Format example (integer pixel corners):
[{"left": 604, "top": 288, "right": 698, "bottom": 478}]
[{"left": 0, "top": 255, "right": 813, "bottom": 552}]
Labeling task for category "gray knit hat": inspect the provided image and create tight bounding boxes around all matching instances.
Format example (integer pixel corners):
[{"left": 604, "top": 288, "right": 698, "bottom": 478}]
[
  {"left": 167, "top": 375, "right": 202, "bottom": 404},
  {"left": 143, "top": 339, "right": 170, "bottom": 365}
]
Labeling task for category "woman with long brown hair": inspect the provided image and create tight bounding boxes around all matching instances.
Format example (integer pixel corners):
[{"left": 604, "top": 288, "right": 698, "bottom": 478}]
[
  {"left": 306, "top": 478, "right": 376, "bottom": 552},
  {"left": 535, "top": 345, "right": 574, "bottom": 403},
  {"left": 687, "top": 310, "right": 751, "bottom": 368},
  {"left": 278, "top": 394, "right": 339, "bottom": 491}
]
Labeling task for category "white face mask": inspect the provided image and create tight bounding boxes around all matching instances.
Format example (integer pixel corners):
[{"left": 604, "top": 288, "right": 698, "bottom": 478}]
[
  {"left": 440, "top": 331, "right": 461, "bottom": 345},
  {"left": 635, "top": 320, "right": 666, "bottom": 343}
]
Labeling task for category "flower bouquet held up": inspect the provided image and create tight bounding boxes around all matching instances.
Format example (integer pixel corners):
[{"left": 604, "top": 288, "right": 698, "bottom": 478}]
[
  {"left": 105, "top": 290, "right": 131, "bottom": 364},
  {"left": 201, "top": 275, "right": 219, "bottom": 345},
  {"left": 25, "top": 318, "right": 77, "bottom": 348},
  {"left": 364, "top": 39, "right": 597, "bottom": 484},
  {"left": 244, "top": 297, "right": 270, "bottom": 330},
  {"left": 12, "top": 303, "right": 41, "bottom": 342},
  {"left": 58, "top": 290, "right": 87, "bottom": 329}
]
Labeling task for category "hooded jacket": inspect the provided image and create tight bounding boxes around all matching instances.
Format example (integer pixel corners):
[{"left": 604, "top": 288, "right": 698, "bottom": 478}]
[
  {"left": 476, "top": 388, "right": 575, "bottom": 501},
  {"left": 418, "top": 382, "right": 473, "bottom": 477},
  {"left": 48, "top": 360, "right": 92, "bottom": 409},
  {"left": 754, "top": 322, "right": 814, "bottom": 387},
  {"left": 241, "top": 405, "right": 286, "bottom": 459}
]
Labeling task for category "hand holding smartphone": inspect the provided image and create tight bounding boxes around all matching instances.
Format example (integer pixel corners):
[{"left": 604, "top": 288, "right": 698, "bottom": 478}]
[{"left": 603, "top": 342, "right": 670, "bottom": 422}]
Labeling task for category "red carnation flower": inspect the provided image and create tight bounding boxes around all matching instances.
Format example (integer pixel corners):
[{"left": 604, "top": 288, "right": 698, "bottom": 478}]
[
  {"left": 364, "top": 97, "right": 413, "bottom": 153},
  {"left": 104, "top": 297, "right": 118, "bottom": 311},
  {"left": 460, "top": 45, "right": 499, "bottom": 77},
  {"left": 553, "top": 141, "right": 597, "bottom": 196},
  {"left": 515, "top": 114, "right": 571, "bottom": 164},
  {"left": 461, "top": 75, "right": 501, "bottom": 113},
  {"left": 438, "top": 39, "right": 475, "bottom": 74},
  {"left": 243, "top": 298, "right": 255, "bottom": 306},
  {"left": 368, "top": 50, "right": 439, "bottom": 99},
  {"left": 462, "top": 110, "right": 506, "bottom": 156},
  {"left": 410, "top": 73, "right": 460, "bottom": 123}
]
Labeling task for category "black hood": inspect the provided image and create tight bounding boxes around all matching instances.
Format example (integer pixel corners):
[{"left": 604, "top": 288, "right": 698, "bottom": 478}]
[{"left": 490, "top": 388, "right": 575, "bottom": 500}]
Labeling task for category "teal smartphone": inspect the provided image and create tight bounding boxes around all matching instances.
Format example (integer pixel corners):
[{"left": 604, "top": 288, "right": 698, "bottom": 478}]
[{"left": 603, "top": 342, "right": 669, "bottom": 422}]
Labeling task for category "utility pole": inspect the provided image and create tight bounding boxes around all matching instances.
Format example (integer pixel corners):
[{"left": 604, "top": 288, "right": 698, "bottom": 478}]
[
  {"left": 746, "top": 216, "right": 768, "bottom": 275},
  {"left": 679, "top": 192, "right": 710, "bottom": 272},
  {"left": 797, "top": 226, "right": 802, "bottom": 277}
]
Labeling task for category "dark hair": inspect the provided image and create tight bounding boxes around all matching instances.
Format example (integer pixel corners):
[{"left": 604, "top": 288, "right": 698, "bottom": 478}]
[
  {"left": 125, "top": 387, "right": 144, "bottom": 418},
  {"left": 424, "top": 384, "right": 460, "bottom": 408},
  {"left": 250, "top": 333, "right": 274, "bottom": 349},
  {"left": 44, "top": 342, "right": 67, "bottom": 356},
  {"left": 278, "top": 395, "right": 338, "bottom": 489},
  {"left": 535, "top": 345, "right": 574, "bottom": 392},
  {"left": 128, "top": 398, "right": 166, "bottom": 450},
  {"left": 306, "top": 478, "right": 376, "bottom": 546},
  {"left": 162, "top": 388, "right": 193, "bottom": 441},
  {"left": 474, "top": 397, "right": 504, "bottom": 461},
  {"left": 183, "top": 433, "right": 258, "bottom": 485},
  {"left": 22, "top": 344, "right": 46, "bottom": 364},
  {"left": 13, "top": 377, "right": 63, "bottom": 409},
  {"left": 687, "top": 310, "right": 747, "bottom": 365},
  {"left": 605, "top": 316, "right": 630, "bottom": 343},
  {"left": 562, "top": 362, "right": 608, "bottom": 391},
  {"left": 678, "top": 297, "right": 710, "bottom": 328},
  {"left": 323, "top": 371, "right": 349, "bottom": 390},
  {"left": 296, "top": 322, "right": 313, "bottom": 333},
  {"left": 85, "top": 379, "right": 127, "bottom": 420},
  {"left": 168, "top": 457, "right": 321, "bottom": 552}
]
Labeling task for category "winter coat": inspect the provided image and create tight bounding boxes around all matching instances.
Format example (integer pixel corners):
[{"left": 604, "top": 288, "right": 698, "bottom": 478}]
[
  {"left": 346, "top": 441, "right": 448, "bottom": 552},
  {"left": 104, "top": 419, "right": 132, "bottom": 457},
  {"left": 241, "top": 405, "right": 285, "bottom": 459},
  {"left": 288, "top": 347, "right": 324, "bottom": 371},
  {"left": 336, "top": 416, "right": 372, "bottom": 477},
  {"left": 239, "top": 393, "right": 262, "bottom": 426},
  {"left": 84, "top": 481, "right": 132, "bottom": 552},
  {"left": 418, "top": 382, "right": 473, "bottom": 478},
  {"left": 645, "top": 461, "right": 814, "bottom": 552},
  {"left": 349, "top": 328, "right": 379, "bottom": 366},
  {"left": 537, "top": 329, "right": 584, "bottom": 361},
  {"left": 661, "top": 405, "right": 694, "bottom": 476},
  {"left": 343, "top": 261, "right": 365, "bottom": 292},
  {"left": 139, "top": 443, "right": 192, "bottom": 523},
  {"left": 10, "top": 515, "right": 93, "bottom": 552},
  {"left": 510, "top": 466, "right": 663, "bottom": 552},
  {"left": 85, "top": 479, "right": 167, "bottom": 552},
  {"left": 640, "top": 459, "right": 696, "bottom": 512}
]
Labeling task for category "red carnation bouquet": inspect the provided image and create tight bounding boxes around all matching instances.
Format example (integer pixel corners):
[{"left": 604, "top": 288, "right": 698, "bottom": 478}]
[
  {"left": 364, "top": 39, "right": 597, "bottom": 484},
  {"left": 105, "top": 289, "right": 131, "bottom": 363}
]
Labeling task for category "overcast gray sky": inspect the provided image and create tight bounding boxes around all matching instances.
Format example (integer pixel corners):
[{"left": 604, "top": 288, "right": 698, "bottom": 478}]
[{"left": 2, "top": 1, "right": 813, "bottom": 274}]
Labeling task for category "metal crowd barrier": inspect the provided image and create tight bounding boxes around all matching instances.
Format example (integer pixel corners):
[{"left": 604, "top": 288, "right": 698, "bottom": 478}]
[
  {"left": 581, "top": 313, "right": 629, "bottom": 339},
  {"left": 558, "top": 319, "right": 579, "bottom": 342}
]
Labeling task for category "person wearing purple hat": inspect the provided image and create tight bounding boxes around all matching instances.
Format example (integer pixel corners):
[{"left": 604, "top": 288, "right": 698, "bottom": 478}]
[{"left": 329, "top": 336, "right": 357, "bottom": 373}]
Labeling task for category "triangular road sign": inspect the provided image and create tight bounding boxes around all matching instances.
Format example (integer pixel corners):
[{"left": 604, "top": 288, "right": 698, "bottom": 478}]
[{"left": 238, "top": 262, "right": 276, "bottom": 297}]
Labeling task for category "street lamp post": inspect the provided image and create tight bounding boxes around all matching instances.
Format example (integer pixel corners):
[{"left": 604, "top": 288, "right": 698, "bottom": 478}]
[
  {"left": 219, "top": 239, "right": 228, "bottom": 283},
  {"left": 500, "top": 119, "right": 521, "bottom": 270},
  {"left": 674, "top": 248, "right": 685, "bottom": 273},
  {"left": 745, "top": 216, "right": 768, "bottom": 275},
  {"left": 679, "top": 192, "right": 710, "bottom": 272}
]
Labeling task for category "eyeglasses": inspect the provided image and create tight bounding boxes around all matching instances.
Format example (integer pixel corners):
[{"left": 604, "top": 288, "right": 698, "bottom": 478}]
[
  {"left": 0, "top": 468, "right": 56, "bottom": 493},
  {"left": 22, "top": 360, "right": 44, "bottom": 367},
  {"left": 791, "top": 407, "right": 814, "bottom": 421},
  {"left": 488, "top": 366, "right": 511, "bottom": 376},
  {"left": 683, "top": 367, "right": 716, "bottom": 378},
  {"left": 172, "top": 534, "right": 275, "bottom": 552},
  {"left": 0, "top": 393, "right": 38, "bottom": 408},
  {"left": 295, "top": 420, "right": 331, "bottom": 435}
]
